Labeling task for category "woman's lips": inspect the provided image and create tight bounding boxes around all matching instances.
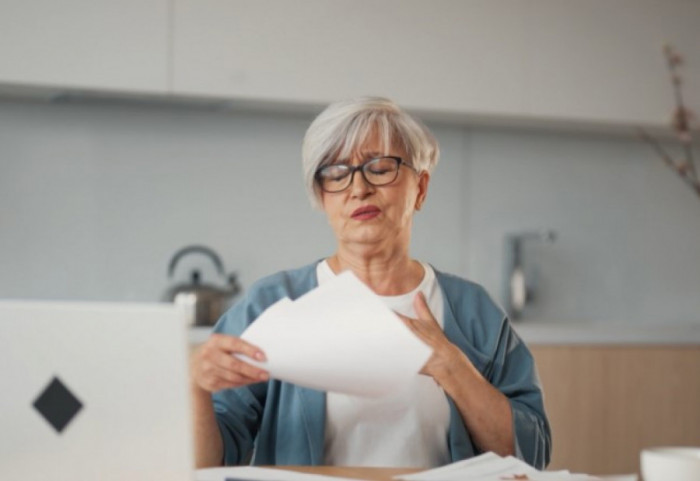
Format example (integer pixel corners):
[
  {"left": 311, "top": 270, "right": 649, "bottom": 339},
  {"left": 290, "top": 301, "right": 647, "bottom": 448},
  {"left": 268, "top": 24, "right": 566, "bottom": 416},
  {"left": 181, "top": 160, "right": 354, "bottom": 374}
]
[{"left": 351, "top": 205, "right": 381, "bottom": 220}]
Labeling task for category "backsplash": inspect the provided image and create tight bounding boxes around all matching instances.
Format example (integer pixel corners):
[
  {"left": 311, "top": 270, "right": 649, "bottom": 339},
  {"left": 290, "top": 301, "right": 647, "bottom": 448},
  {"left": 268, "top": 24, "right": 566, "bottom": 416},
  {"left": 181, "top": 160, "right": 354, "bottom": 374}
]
[{"left": 1, "top": 99, "right": 698, "bottom": 324}]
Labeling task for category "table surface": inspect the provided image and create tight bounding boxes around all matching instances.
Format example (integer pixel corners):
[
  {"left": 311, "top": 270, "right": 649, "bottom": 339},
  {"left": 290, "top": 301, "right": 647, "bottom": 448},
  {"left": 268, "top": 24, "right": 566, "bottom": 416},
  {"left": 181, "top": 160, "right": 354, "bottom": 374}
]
[
  {"left": 272, "top": 466, "right": 420, "bottom": 481},
  {"left": 270, "top": 466, "right": 632, "bottom": 481}
]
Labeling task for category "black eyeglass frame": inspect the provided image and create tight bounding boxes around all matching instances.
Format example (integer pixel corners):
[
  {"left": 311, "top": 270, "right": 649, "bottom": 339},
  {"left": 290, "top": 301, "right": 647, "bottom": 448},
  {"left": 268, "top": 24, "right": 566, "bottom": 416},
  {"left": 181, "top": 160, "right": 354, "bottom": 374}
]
[{"left": 314, "top": 156, "right": 418, "bottom": 193}]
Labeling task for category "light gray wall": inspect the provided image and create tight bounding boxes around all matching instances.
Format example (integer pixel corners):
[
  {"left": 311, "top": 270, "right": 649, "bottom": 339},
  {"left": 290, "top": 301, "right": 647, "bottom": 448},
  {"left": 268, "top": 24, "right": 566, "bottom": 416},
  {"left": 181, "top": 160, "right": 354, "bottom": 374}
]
[
  {"left": 464, "top": 128, "right": 700, "bottom": 324},
  {"left": 0, "top": 100, "right": 465, "bottom": 302},
  {"left": 1, "top": 99, "right": 699, "bottom": 324}
]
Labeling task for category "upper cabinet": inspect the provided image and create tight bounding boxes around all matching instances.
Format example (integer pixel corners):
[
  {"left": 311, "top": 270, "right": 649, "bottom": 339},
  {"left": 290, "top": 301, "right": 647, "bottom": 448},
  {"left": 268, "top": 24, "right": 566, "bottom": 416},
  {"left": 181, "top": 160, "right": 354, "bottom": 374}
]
[
  {"left": 1, "top": 0, "right": 699, "bottom": 130},
  {"left": 522, "top": 1, "right": 700, "bottom": 127},
  {"left": 171, "top": 0, "right": 531, "bottom": 118},
  {"left": 170, "top": 0, "right": 700, "bottom": 129},
  {"left": 0, "top": 0, "right": 169, "bottom": 93}
]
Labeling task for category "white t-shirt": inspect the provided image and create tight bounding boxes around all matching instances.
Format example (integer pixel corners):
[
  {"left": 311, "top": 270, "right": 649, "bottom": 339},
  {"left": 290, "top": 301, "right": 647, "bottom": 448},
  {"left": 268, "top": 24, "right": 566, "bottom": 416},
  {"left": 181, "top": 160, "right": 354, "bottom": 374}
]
[{"left": 317, "top": 260, "right": 451, "bottom": 467}]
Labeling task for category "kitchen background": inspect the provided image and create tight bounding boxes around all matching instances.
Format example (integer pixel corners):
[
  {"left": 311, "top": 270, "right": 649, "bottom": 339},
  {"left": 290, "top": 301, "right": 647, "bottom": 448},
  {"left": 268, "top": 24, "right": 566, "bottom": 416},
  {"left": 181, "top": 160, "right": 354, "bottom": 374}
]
[
  {"left": 2, "top": 1, "right": 700, "bottom": 326},
  {"left": 2, "top": 0, "right": 700, "bottom": 475},
  {"left": 1, "top": 98, "right": 699, "bottom": 325}
]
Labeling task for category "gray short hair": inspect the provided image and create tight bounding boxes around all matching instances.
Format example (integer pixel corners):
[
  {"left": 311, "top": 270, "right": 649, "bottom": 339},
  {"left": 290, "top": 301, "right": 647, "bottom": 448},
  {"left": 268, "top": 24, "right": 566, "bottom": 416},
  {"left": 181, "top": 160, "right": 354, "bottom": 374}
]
[{"left": 302, "top": 97, "right": 439, "bottom": 209}]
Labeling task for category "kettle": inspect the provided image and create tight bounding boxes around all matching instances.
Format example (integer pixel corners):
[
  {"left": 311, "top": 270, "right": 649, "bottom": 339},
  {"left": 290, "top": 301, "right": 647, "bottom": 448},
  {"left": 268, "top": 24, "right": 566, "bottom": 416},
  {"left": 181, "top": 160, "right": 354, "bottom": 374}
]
[{"left": 163, "top": 245, "right": 241, "bottom": 327}]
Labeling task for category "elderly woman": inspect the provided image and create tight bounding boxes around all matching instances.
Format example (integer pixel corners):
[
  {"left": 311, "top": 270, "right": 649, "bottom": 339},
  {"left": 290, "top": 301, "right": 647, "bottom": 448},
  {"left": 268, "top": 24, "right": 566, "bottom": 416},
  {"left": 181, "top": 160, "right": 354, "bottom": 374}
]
[{"left": 190, "top": 97, "right": 551, "bottom": 469}]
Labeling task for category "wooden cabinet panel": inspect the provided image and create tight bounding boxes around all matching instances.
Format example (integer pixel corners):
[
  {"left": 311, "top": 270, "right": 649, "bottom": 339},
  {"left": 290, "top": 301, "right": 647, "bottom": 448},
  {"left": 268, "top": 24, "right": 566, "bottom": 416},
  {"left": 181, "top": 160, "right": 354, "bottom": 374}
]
[{"left": 531, "top": 345, "right": 700, "bottom": 475}]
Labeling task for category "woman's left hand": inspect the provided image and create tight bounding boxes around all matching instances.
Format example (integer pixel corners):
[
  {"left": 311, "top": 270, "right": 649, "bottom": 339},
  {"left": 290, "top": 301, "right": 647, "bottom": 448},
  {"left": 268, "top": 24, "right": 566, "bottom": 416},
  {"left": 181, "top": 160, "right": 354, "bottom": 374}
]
[
  {"left": 398, "top": 292, "right": 474, "bottom": 381},
  {"left": 400, "top": 292, "right": 515, "bottom": 457}
]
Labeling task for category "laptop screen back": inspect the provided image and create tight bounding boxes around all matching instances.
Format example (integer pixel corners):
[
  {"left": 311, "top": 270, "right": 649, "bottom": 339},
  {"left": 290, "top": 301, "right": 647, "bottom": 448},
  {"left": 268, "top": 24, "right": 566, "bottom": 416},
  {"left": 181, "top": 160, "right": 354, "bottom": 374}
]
[{"left": 0, "top": 300, "right": 194, "bottom": 481}]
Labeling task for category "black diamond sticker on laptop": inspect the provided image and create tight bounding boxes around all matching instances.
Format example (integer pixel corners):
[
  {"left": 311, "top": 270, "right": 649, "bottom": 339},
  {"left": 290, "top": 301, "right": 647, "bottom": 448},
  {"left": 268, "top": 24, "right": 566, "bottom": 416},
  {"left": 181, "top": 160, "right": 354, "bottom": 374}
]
[{"left": 32, "top": 376, "right": 83, "bottom": 433}]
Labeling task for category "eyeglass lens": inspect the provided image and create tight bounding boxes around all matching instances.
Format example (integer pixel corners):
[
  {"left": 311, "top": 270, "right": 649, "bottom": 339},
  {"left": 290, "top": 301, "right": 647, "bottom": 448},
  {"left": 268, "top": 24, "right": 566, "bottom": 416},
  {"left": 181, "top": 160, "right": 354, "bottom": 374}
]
[{"left": 317, "top": 157, "right": 401, "bottom": 192}]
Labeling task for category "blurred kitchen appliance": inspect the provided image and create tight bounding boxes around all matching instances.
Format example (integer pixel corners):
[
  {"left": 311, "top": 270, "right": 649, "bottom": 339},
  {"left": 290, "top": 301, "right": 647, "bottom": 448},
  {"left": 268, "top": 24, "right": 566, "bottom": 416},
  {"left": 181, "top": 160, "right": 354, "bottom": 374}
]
[
  {"left": 503, "top": 230, "right": 557, "bottom": 320},
  {"left": 163, "top": 245, "right": 240, "bottom": 327}
]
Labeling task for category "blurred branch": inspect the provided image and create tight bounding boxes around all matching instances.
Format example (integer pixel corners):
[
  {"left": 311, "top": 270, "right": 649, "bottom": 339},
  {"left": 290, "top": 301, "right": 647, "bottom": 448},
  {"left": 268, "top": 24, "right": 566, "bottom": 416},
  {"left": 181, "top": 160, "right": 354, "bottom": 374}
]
[
  {"left": 637, "top": 44, "right": 700, "bottom": 199},
  {"left": 637, "top": 127, "right": 700, "bottom": 196}
]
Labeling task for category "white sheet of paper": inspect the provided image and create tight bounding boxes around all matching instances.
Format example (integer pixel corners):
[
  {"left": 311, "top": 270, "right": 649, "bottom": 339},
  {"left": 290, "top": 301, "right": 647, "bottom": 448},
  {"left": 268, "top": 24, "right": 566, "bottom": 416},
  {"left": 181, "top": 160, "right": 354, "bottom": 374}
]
[
  {"left": 395, "top": 452, "right": 503, "bottom": 480},
  {"left": 196, "top": 466, "right": 365, "bottom": 481},
  {"left": 394, "top": 452, "right": 602, "bottom": 481},
  {"left": 236, "top": 270, "right": 433, "bottom": 396}
]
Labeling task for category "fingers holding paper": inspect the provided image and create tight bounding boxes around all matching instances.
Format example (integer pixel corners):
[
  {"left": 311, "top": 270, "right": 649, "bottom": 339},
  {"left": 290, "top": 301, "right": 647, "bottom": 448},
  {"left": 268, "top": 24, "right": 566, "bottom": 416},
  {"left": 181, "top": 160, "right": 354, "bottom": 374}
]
[
  {"left": 191, "top": 333, "right": 269, "bottom": 393},
  {"left": 398, "top": 292, "right": 472, "bottom": 381}
]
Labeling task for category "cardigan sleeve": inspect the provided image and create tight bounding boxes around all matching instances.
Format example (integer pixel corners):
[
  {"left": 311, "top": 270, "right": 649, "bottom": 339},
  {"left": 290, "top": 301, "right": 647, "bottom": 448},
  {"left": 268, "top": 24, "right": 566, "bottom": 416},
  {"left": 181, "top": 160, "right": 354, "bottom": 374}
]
[
  {"left": 207, "top": 264, "right": 319, "bottom": 465},
  {"left": 440, "top": 272, "right": 552, "bottom": 469},
  {"left": 210, "top": 294, "right": 269, "bottom": 465},
  {"left": 473, "top": 285, "right": 552, "bottom": 469},
  {"left": 489, "top": 318, "right": 552, "bottom": 469},
  {"left": 211, "top": 270, "right": 310, "bottom": 466}
]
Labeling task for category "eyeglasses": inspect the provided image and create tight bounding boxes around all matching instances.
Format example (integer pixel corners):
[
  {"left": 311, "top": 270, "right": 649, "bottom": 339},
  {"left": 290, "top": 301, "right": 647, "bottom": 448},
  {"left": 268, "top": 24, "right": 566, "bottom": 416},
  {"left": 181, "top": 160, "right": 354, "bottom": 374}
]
[{"left": 315, "top": 156, "right": 417, "bottom": 193}]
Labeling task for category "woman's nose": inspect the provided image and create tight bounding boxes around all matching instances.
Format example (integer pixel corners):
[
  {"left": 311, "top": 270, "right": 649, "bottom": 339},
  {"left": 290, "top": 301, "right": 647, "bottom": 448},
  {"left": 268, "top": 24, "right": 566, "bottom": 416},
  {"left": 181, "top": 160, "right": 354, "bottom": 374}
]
[{"left": 349, "top": 169, "right": 373, "bottom": 197}]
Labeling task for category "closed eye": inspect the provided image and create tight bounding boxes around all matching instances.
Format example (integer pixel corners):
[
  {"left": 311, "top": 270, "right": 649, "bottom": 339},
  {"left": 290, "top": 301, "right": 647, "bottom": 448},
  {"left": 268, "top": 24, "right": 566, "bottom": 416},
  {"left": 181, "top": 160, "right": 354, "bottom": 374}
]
[{"left": 318, "top": 165, "right": 351, "bottom": 181}]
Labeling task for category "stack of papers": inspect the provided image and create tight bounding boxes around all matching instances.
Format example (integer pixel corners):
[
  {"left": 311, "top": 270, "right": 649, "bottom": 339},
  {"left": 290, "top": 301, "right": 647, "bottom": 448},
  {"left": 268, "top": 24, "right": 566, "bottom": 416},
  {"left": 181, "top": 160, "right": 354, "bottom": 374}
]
[
  {"left": 196, "top": 453, "right": 618, "bottom": 481},
  {"left": 395, "top": 452, "right": 603, "bottom": 481},
  {"left": 236, "top": 271, "right": 433, "bottom": 397}
]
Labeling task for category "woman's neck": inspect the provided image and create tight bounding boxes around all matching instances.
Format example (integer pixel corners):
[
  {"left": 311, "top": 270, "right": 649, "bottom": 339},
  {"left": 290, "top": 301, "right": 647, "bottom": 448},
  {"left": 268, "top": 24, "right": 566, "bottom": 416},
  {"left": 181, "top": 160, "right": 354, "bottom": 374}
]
[{"left": 327, "top": 244, "right": 424, "bottom": 296}]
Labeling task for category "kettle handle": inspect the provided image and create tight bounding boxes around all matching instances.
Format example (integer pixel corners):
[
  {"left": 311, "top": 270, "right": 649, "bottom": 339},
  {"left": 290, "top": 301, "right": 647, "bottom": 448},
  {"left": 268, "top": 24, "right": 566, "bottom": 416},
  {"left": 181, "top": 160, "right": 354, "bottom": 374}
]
[{"left": 167, "top": 245, "right": 226, "bottom": 279}]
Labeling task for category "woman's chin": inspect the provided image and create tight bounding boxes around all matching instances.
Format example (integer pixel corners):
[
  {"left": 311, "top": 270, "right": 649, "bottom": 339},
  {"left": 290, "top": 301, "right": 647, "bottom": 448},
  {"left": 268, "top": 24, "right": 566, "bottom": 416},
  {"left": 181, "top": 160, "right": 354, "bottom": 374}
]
[{"left": 343, "top": 230, "right": 399, "bottom": 249}]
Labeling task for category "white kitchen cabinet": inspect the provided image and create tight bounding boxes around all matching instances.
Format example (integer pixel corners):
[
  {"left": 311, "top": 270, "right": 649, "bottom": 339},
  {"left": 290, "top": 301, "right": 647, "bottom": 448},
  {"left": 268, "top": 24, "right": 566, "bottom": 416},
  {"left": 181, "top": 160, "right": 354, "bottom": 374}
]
[
  {"left": 0, "top": 0, "right": 169, "bottom": 93},
  {"left": 171, "top": 0, "right": 700, "bottom": 130},
  {"left": 1, "top": 0, "right": 698, "bottom": 129},
  {"left": 171, "top": 0, "right": 530, "bottom": 117},
  {"left": 523, "top": 1, "right": 700, "bottom": 128}
]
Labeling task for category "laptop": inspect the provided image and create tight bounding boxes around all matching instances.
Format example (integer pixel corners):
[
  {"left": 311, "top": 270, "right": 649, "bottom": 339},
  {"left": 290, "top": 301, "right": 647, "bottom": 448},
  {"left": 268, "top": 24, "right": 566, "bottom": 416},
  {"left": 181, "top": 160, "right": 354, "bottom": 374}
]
[{"left": 0, "top": 300, "right": 194, "bottom": 481}]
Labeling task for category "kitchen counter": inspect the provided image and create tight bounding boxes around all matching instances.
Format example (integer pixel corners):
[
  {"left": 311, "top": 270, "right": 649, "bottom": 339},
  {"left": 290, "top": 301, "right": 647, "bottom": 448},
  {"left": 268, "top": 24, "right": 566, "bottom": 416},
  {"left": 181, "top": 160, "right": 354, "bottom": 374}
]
[
  {"left": 189, "top": 327, "right": 214, "bottom": 345},
  {"left": 512, "top": 321, "right": 700, "bottom": 345},
  {"left": 190, "top": 322, "right": 700, "bottom": 346}
]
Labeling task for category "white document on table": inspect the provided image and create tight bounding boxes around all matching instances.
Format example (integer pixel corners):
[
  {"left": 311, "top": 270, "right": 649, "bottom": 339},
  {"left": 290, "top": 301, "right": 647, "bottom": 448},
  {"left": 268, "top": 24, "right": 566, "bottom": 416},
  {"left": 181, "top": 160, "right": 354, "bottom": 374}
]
[
  {"left": 196, "top": 466, "right": 364, "bottom": 481},
  {"left": 236, "top": 270, "right": 433, "bottom": 397},
  {"left": 394, "top": 452, "right": 603, "bottom": 481}
]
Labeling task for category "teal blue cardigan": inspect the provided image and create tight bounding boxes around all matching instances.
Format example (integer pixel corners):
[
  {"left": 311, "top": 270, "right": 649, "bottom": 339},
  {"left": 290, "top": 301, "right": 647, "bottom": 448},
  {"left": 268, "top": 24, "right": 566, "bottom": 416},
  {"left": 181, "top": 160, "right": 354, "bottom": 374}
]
[{"left": 211, "top": 262, "right": 551, "bottom": 469}]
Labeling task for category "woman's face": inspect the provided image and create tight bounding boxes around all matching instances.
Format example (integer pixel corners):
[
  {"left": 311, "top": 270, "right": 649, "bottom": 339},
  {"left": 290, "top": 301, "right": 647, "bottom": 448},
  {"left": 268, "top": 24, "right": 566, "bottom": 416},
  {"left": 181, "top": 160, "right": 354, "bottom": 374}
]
[{"left": 320, "top": 132, "right": 429, "bottom": 250}]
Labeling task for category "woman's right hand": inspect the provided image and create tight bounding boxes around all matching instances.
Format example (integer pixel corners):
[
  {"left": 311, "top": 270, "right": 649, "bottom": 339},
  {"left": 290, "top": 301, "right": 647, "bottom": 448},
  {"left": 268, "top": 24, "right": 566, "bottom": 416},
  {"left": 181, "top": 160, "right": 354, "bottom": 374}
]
[{"left": 190, "top": 333, "right": 269, "bottom": 393}]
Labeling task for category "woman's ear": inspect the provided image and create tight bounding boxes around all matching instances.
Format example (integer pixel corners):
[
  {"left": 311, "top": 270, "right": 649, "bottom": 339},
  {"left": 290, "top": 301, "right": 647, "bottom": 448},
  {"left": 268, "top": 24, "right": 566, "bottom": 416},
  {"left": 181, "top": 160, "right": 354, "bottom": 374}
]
[{"left": 415, "top": 171, "right": 430, "bottom": 211}]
